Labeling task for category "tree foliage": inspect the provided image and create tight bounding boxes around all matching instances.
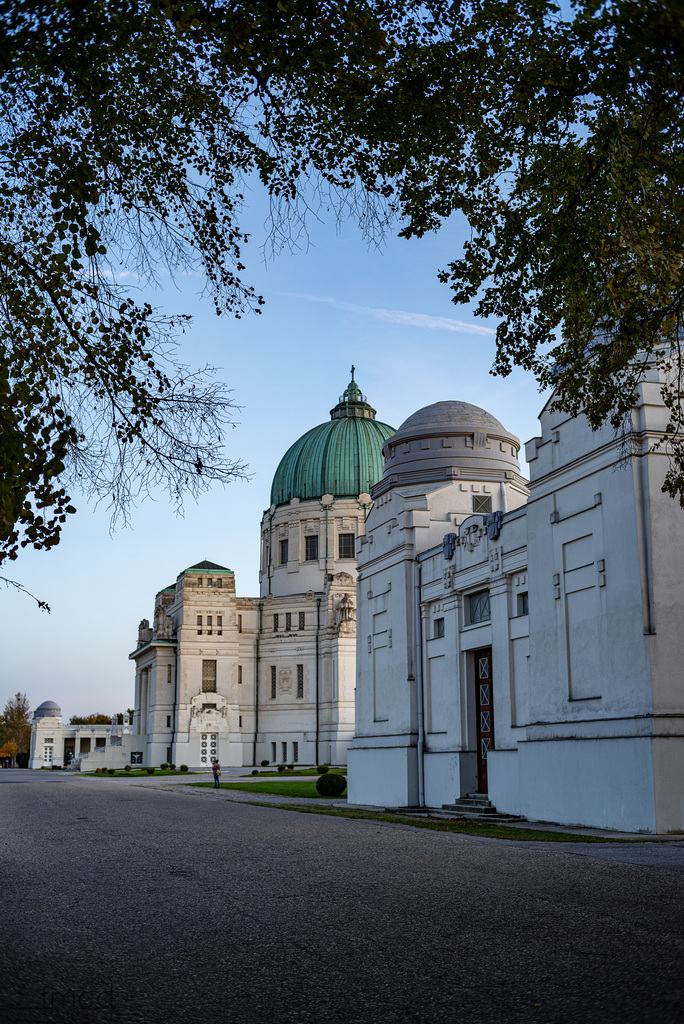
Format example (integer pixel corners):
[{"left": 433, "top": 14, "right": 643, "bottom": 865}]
[
  {"left": 0, "top": 692, "right": 32, "bottom": 765},
  {"left": 2, "top": 0, "right": 684, "bottom": 572},
  {"left": 68, "top": 713, "right": 113, "bottom": 725},
  {"left": 364, "top": 0, "right": 684, "bottom": 495},
  {"left": 0, "top": 0, "right": 453, "bottom": 566}
]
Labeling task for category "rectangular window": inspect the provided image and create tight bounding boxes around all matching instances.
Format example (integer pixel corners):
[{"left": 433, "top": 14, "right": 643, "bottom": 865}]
[
  {"left": 271, "top": 742, "right": 276, "bottom": 763},
  {"left": 166, "top": 746, "right": 172, "bottom": 764},
  {"left": 197, "top": 614, "right": 202, "bottom": 635},
  {"left": 131, "top": 751, "right": 143, "bottom": 765},
  {"left": 285, "top": 612, "right": 291, "bottom": 632},
  {"left": 217, "top": 615, "right": 222, "bottom": 635},
  {"left": 237, "top": 613, "right": 242, "bottom": 632},
  {"left": 202, "top": 659, "right": 217, "bottom": 692},
  {"left": 338, "top": 533, "right": 355, "bottom": 559},
  {"left": 305, "top": 535, "right": 319, "bottom": 561},
  {"left": 207, "top": 614, "right": 213, "bottom": 635},
  {"left": 166, "top": 715, "right": 171, "bottom": 728},
  {"left": 207, "top": 578, "right": 213, "bottom": 588},
  {"left": 517, "top": 591, "right": 529, "bottom": 616},
  {"left": 433, "top": 617, "right": 445, "bottom": 638},
  {"left": 273, "top": 613, "right": 279, "bottom": 632},
  {"left": 167, "top": 664, "right": 172, "bottom": 683},
  {"left": 298, "top": 611, "right": 305, "bottom": 631},
  {"left": 297, "top": 664, "right": 304, "bottom": 699},
  {"left": 80, "top": 738, "right": 91, "bottom": 754},
  {"left": 197, "top": 577, "right": 203, "bottom": 587},
  {"left": 468, "top": 590, "right": 491, "bottom": 624},
  {"left": 280, "top": 538, "right": 289, "bottom": 565},
  {"left": 95, "top": 737, "right": 106, "bottom": 748},
  {"left": 217, "top": 577, "right": 223, "bottom": 589},
  {"left": 270, "top": 665, "right": 277, "bottom": 699},
  {"left": 282, "top": 741, "right": 287, "bottom": 763},
  {"left": 238, "top": 665, "right": 242, "bottom": 684},
  {"left": 293, "top": 741, "right": 299, "bottom": 763},
  {"left": 472, "top": 494, "right": 492, "bottom": 514}
]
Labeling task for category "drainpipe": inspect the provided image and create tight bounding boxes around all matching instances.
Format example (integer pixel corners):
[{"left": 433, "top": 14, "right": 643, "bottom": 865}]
[
  {"left": 500, "top": 481, "right": 508, "bottom": 513},
  {"left": 253, "top": 601, "right": 263, "bottom": 765},
  {"left": 414, "top": 556, "right": 426, "bottom": 808},
  {"left": 171, "top": 641, "right": 179, "bottom": 766},
  {"left": 315, "top": 597, "right": 321, "bottom": 766}
]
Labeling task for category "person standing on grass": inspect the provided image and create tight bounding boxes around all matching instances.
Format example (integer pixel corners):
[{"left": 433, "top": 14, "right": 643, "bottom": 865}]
[{"left": 212, "top": 758, "right": 221, "bottom": 789}]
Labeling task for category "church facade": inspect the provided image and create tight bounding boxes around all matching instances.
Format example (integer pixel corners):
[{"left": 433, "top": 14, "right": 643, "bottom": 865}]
[
  {"left": 31, "top": 371, "right": 394, "bottom": 772},
  {"left": 348, "top": 366, "right": 684, "bottom": 834}
]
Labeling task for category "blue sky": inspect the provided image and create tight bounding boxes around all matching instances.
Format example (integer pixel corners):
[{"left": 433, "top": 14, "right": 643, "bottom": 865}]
[{"left": 1, "top": 196, "right": 547, "bottom": 721}]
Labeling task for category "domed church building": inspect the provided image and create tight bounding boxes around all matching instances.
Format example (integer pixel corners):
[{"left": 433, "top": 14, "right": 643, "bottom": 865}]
[{"left": 38, "top": 370, "right": 395, "bottom": 773}]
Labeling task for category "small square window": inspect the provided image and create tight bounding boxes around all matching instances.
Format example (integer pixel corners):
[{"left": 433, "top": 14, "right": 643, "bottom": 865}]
[
  {"left": 197, "top": 577, "right": 203, "bottom": 587},
  {"left": 305, "top": 535, "right": 319, "bottom": 561},
  {"left": 338, "top": 533, "right": 355, "bottom": 559},
  {"left": 299, "top": 611, "right": 305, "bottom": 631},
  {"left": 280, "top": 539, "right": 289, "bottom": 565},
  {"left": 433, "top": 617, "right": 445, "bottom": 639},
  {"left": 468, "top": 590, "right": 491, "bottom": 624},
  {"left": 472, "top": 495, "right": 492, "bottom": 514}
]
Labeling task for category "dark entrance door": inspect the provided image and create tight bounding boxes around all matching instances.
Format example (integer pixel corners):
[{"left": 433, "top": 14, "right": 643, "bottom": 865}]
[{"left": 474, "top": 647, "right": 494, "bottom": 793}]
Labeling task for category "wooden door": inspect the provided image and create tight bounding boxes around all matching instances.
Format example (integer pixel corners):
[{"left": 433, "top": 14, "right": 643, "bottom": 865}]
[{"left": 475, "top": 648, "right": 494, "bottom": 793}]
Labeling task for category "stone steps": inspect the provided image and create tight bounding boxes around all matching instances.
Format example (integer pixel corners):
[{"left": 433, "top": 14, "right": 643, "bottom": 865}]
[{"left": 441, "top": 793, "right": 528, "bottom": 823}]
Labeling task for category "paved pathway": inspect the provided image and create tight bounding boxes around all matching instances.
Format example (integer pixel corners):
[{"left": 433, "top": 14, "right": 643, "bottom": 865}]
[{"left": 2, "top": 771, "right": 683, "bottom": 1024}]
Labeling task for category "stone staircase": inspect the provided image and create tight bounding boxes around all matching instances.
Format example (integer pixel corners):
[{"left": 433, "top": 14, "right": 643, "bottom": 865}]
[{"left": 440, "top": 793, "right": 527, "bottom": 823}]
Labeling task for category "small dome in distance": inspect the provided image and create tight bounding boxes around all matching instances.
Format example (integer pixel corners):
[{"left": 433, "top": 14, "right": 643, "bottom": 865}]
[{"left": 33, "top": 700, "right": 61, "bottom": 719}]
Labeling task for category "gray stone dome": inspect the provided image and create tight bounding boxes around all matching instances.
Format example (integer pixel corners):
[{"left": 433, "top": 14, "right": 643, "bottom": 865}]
[
  {"left": 372, "top": 399, "right": 524, "bottom": 496},
  {"left": 33, "top": 700, "right": 61, "bottom": 719},
  {"left": 397, "top": 401, "right": 508, "bottom": 438}
]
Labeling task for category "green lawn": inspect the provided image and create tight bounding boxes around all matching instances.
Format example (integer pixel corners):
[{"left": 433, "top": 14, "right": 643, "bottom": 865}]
[
  {"left": 240, "top": 768, "right": 323, "bottom": 778},
  {"left": 238, "top": 800, "right": 638, "bottom": 842},
  {"left": 84, "top": 769, "right": 201, "bottom": 777},
  {"left": 191, "top": 780, "right": 347, "bottom": 799}
]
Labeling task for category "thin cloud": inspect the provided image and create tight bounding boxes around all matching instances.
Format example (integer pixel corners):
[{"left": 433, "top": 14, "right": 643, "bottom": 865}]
[{"left": 280, "top": 292, "right": 496, "bottom": 337}]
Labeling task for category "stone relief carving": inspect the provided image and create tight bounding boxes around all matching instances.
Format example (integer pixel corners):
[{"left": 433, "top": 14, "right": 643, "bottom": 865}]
[
  {"left": 337, "top": 593, "right": 356, "bottom": 624},
  {"left": 279, "top": 667, "right": 292, "bottom": 695}
]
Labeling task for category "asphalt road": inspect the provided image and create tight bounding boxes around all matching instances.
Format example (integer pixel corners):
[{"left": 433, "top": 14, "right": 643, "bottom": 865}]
[{"left": 1, "top": 771, "right": 683, "bottom": 1024}]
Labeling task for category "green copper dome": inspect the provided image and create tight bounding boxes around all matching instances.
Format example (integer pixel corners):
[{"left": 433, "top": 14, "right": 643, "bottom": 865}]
[{"left": 270, "top": 368, "right": 395, "bottom": 507}]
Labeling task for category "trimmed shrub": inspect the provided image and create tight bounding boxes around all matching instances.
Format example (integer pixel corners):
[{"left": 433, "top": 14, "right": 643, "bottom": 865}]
[
  {"left": 316, "top": 772, "right": 347, "bottom": 798},
  {"left": 146, "top": 767, "right": 155, "bottom": 775},
  {"left": 251, "top": 769, "right": 259, "bottom": 775},
  {"left": 277, "top": 764, "right": 286, "bottom": 773},
  {"left": 287, "top": 764, "right": 294, "bottom": 771},
  {"left": 124, "top": 764, "right": 131, "bottom": 772},
  {"left": 160, "top": 763, "right": 168, "bottom": 770},
  {"left": 260, "top": 759, "right": 269, "bottom": 766},
  {"left": 108, "top": 768, "right": 115, "bottom": 775},
  {"left": 180, "top": 764, "right": 189, "bottom": 772},
  {"left": 170, "top": 764, "right": 176, "bottom": 771},
  {"left": 317, "top": 764, "right": 330, "bottom": 774}
]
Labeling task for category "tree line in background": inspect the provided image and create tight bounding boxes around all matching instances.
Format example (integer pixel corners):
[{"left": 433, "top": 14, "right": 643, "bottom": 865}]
[{"left": 1, "top": 0, "right": 682, "bottom": 581}]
